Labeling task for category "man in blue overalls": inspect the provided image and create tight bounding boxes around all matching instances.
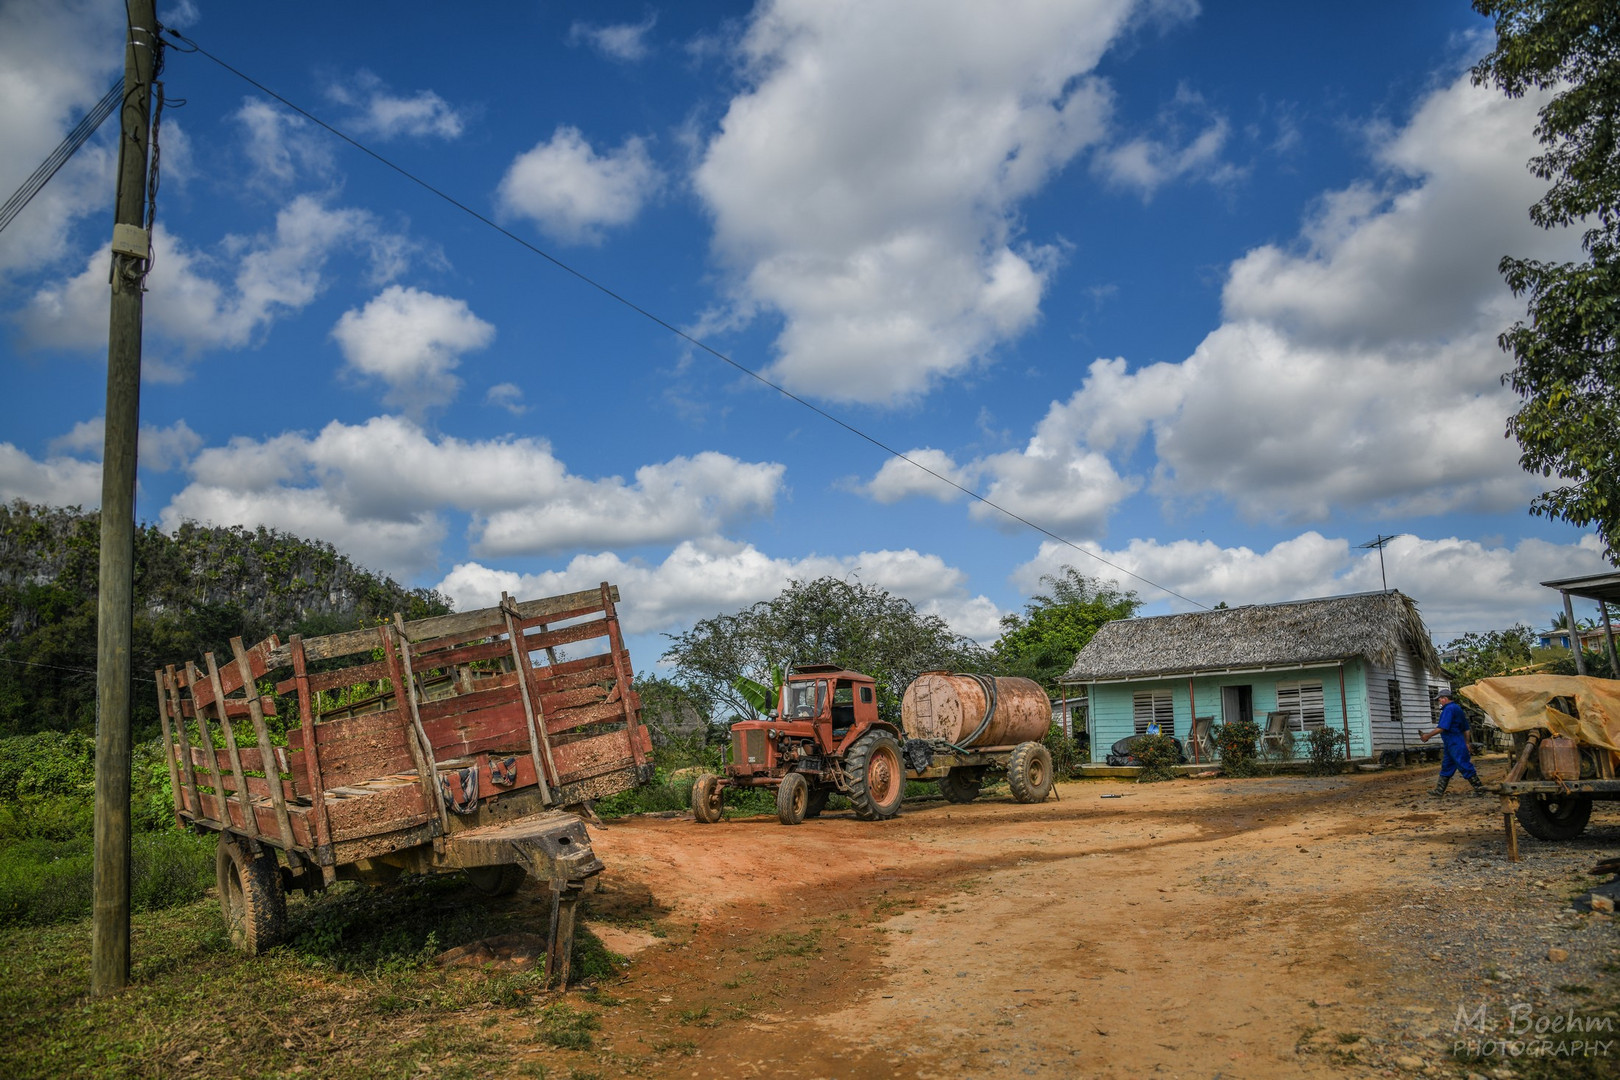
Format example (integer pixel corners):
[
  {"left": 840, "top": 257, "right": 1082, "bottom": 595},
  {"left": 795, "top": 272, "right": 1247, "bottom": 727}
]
[{"left": 1419, "top": 690, "right": 1486, "bottom": 796}]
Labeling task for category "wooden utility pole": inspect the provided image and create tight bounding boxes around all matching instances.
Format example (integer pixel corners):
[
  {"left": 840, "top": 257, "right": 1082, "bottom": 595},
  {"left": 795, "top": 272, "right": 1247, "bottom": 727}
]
[{"left": 92, "top": 0, "right": 157, "bottom": 997}]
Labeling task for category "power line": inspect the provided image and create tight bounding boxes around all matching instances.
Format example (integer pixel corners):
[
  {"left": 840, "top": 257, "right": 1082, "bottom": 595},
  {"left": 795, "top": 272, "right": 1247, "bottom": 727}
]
[
  {"left": 0, "top": 655, "right": 157, "bottom": 683},
  {"left": 0, "top": 80, "right": 123, "bottom": 235},
  {"left": 159, "top": 28, "right": 1207, "bottom": 610}
]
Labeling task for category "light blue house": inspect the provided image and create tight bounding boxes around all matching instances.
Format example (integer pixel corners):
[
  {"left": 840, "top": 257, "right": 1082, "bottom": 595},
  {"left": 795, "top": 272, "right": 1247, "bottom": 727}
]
[{"left": 1060, "top": 591, "right": 1448, "bottom": 763}]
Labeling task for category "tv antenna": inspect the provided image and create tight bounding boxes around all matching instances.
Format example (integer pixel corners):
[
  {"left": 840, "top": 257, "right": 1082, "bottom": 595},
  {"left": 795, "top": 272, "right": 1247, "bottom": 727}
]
[{"left": 1356, "top": 534, "right": 1406, "bottom": 591}]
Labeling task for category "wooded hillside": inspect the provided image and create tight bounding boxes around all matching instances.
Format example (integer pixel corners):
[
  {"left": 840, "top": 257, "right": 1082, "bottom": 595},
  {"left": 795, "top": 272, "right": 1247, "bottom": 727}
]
[{"left": 0, "top": 501, "right": 450, "bottom": 737}]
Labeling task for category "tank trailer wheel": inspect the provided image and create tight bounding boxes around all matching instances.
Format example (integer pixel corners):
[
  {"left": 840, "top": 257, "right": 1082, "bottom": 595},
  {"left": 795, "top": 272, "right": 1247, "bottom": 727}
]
[
  {"left": 938, "top": 767, "right": 982, "bottom": 804},
  {"left": 847, "top": 731, "right": 905, "bottom": 821},
  {"left": 691, "top": 773, "right": 725, "bottom": 823},
  {"left": 465, "top": 863, "right": 528, "bottom": 896},
  {"left": 1007, "top": 742, "right": 1054, "bottom": 804},
  {"left": 776, "top": 772, "right": 810, "bottom": 825},
  {"left": 804, "top": 786, "right": 830, "bottom": 818},
  {"left": 216, "top": 835, "right": 287, "bottom": 955},
  {"left": 1515, "top": 793, "right": 1593, "bottom": 841}
]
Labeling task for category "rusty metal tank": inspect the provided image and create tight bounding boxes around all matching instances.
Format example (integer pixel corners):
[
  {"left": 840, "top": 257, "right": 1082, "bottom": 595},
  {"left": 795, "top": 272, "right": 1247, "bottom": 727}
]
[{"left": 900, "top": 673, "right": 1051, "bottom": 748}]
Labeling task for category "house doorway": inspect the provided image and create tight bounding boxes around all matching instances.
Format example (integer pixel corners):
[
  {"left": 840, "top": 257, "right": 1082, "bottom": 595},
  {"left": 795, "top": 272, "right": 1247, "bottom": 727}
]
[{"left": 1221, "top": 685, "right": 1253, "bottom": 726}]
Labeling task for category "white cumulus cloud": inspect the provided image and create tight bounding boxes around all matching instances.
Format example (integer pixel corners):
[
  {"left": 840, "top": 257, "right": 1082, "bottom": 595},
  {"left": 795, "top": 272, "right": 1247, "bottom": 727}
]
[
  {"left": 692, "top": 0, "right": 1172, "bottom": 404},
  {"left": 327, "top": 71, "right": 466, "bottom": 140},
  {"left": 497, "top": 126, "right": 662, "bottom": 245},
  {"left": 332, "top": 287, "right": 495, "bottom": 415},
  {"left": 568, "top": 15, "right": 657, "bottom": 62},
  {"left": 159, "top": 417, "right": 785, "bottom": 577}
]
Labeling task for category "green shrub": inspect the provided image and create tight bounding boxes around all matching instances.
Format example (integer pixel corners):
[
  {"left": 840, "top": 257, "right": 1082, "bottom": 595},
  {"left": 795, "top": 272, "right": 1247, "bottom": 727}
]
[
  {"left": 0, "top": 828, "right": 212, "bottom": 925},
  {"left": 1132, "top": 733, "right": 1181, "bottom": 782},
  {"left": 1214, "top": 718, "right": 1260, "bottom": 777},
  {"left": 1305, "top": 727, "right": 1346, "bottom": 776},
  {"left": 1042, "top": 723, "right": 1080, "bottom": 779}
]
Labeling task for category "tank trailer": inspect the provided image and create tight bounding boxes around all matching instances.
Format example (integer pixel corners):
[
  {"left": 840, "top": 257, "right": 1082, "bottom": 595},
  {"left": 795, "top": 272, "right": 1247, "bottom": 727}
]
[{"left": 691, "top": 666, "right": 1056, "bottom": 825}]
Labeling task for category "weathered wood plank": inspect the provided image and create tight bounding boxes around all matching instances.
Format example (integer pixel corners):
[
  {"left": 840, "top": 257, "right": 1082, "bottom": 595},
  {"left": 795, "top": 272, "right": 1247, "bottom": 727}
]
[
  {"left": 422, "top": 701, "right": 531, "bottom": 759},
  {"left": 324, "top": 783, "right": 432, "bottom": 841},
  {"left": 275, "top": 658, "right": 392, "bottom": 697},
  {"left": 543, "top": 694, "right": 642, "bottom": 736}
]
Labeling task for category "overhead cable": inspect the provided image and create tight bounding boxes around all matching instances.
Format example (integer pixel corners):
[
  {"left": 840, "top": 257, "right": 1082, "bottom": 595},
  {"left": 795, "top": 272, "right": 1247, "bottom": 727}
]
[{"left": 0, "top": 81, "right": 123, "bottom": 236}]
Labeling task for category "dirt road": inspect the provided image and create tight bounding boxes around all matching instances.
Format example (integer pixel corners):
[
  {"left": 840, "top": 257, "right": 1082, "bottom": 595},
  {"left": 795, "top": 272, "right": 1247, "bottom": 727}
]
[{"left": 550, "top": 767, "right": 1620, "bottom": 1079}]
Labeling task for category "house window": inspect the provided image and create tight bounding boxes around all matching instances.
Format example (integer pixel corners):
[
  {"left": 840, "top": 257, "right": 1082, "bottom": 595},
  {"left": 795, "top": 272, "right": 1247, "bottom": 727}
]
[
  {"left": 1387, "top": 680, "right": 1403, "bottom": 725},
  {"left": 1133, "top": 690, "right": 1175, "bottom": 737},
  {"left": 1428, "top": 687, "right": 1440, "bottom": 722},
  {"left": 1275, "top": 681, "right": 1325, "bottom": 731}
]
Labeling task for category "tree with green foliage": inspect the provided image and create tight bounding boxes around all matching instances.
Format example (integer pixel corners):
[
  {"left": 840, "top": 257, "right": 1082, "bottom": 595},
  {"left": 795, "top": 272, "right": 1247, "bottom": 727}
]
[
  {"left": 991, "top": 566, "right": 1140, "bottom": 692},
  {"left": 0, "top": 501, "right": 451, "bottom": 737},
  {"left": 1442, "top": 625, "right": 1538, "bottom": 686},
  {"left": 1472, "top": 1, "right": 1620, "bottom": 560},
  {"left": 660, "top": 576, "right": 989, "bottom": 724}
]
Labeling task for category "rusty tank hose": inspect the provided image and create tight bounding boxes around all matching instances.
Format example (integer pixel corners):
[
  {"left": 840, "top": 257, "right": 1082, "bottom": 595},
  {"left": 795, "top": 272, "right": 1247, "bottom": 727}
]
[{"left": 960, "top": 673, "right": 1000, "bottom": 748}]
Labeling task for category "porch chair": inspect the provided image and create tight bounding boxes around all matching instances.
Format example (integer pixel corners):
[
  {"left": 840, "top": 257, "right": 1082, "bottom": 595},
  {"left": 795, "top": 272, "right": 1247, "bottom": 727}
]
[
  {"left": 1260, "top": 710, "right": 1295, "bottom": 756},
  {"left": 1189, "top": 716, "right": 1215, "bottom": 761}
]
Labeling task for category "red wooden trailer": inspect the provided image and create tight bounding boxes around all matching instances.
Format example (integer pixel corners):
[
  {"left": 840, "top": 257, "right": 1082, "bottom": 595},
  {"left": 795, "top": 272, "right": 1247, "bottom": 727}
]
[{"left": 154, "top": 583, "right": 651, "bottom": 986}]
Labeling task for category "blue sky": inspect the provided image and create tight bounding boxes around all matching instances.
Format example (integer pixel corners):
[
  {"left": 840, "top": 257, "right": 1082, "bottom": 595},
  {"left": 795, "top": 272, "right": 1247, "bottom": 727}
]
[{"left": 1, "top": 0, "right": 1612, "bottom": 671}]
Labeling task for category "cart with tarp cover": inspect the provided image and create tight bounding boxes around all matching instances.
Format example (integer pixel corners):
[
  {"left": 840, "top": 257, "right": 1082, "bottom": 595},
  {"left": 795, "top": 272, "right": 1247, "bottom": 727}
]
[
  {"left": 153, "top": 583, "right": 652, "bottom": 985},
  {"left": 1461, "top": 675, "right": 1620, "bottom": 860}
]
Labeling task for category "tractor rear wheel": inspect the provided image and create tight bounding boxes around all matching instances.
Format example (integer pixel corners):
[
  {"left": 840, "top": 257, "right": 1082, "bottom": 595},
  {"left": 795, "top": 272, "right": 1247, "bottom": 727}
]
[
  {"left": 776, "top": 772, "right": 810, "bottom": 825},
  {"left": 691, "top": 773, "right": 724, "bottom": 824},
  {"left": 804, "top": 786, "right": 830, "bottom": 818},
  {"left": 216, "top": 835, "right": 286, "bottom": 955},
  {"left": 1007, "top": 742, "right": 1054, "bottom": 804},
  {"left": 1516, "top": 793, "right": 1592, "bottom": 841},
  {"left": 938, "top": 767, "right": 982, "bottom": 803},
  {"left": 847, "top": 731, "right": 905, "bottom": 821}
]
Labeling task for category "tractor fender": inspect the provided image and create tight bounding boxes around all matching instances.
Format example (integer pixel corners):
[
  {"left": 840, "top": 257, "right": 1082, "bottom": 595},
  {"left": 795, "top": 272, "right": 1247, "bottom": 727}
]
[{"left": 834, "top": 721, "right": 903, "bottom": 758}]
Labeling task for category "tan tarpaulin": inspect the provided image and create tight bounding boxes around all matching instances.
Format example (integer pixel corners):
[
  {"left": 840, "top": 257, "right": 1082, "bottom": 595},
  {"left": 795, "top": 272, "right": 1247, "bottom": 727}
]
[{"left": 1460, "top": 675, "right": 1620, "bottom": 752}]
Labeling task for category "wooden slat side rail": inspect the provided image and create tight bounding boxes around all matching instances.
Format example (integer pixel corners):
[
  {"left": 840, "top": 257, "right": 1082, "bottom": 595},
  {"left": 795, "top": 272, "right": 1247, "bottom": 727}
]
[
  {"left": 289, "top": 635, "right": 332, "bottom": 848},
  {"left": 288, "top": 709, "right": 416, "bottom": 791},
  {"left": 550, "top": 727, "right": 650, "bottom": 785},
  {"left": 187, "top": 634, "right": 279, "bottom": 706},
  {"left": 510, "top": 599, "right": 612, "bottom": 636},
  {"left": 542, "top": 694, "right": 643, "bottom": 737},
  {"left": 521, "top": 620, "right": 610, "bottom": 654},
  {"left": 185, "top": 661, "right": 231, "bottom": 824},
  {"left": 421, "top": 702, "right": 530, "bottom": 760},
  {"left": 178, "top": 743, "right": 288, "bottom": 774},
  {"left": 599, "top": 582, "right": 646, "bottom": 769},
  {"left": 176, "top": 695, "right": 278, "bottom": 719},
  {"left": 414, "top": 682, "right": 525, "bottom": 726},
  {"left": 501, "top": 594, "right": 554, "bottom": 806},
  {"left": 383, "top": 621, "right": 446, "bottom": 831},
  {"left": 232, "top": 637, "right": 298, "bottom": 852},
  {"left": 324, "top": 783, "right": 432, "bottom": 842},
  {"left": 153, "top": 669, "right": 184, "bottom": 824},
  {"left": 164, "top": 666, "right": 203, "bottom": 823},
  {"left": 217, "top": 799, "right": 316, "bottom": 849},
  {"left": 177, "top": 752, "right": 300, "bottom": 802},
  {"left": 204, "top": 651, "right": 258, "bottom": 839},
  {"left": 266, "top": 624, "right": 386, "bottom": 667},
  {"left": 400, "top": 586, "right": 617, "bottom": 648},
  {"left": 291, "top": 658, "right": 393, "bottom": 697},
  {"left": 398, "top": 638, "right": 512, "bottom": 672},
  {"left": 532, "top": 654, "right": 623, "bottom": 694}
]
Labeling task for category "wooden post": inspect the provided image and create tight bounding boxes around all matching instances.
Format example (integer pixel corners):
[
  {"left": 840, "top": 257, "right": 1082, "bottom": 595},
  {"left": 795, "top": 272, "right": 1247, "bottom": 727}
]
[
  {"left": 92, "top": 0, "right": 157, "bottom": 997},
  {"left": 185, "top": 661, "right": 230, "bottom": 826},
  {"left": 164, "top": 666, "right": 200, "bottom": 819},
  {"left": 1600, "top": 602, "right": 1619, "bottom": 677},
  {"left": 1338, "top": 665, "right": 1353, "bottom": 761},
  {"left": 232, "top": 638, "right": 297, "bottom": 852},
  {"left": 289, "top": 636, "right": 333, "bottom": 851},
  {"left": 152, "top": 670, "right": 182, "bottom": 824},
  {"left": 386, "top": 619, "right": 449, "bottom": 832},
  {"left": 501, "top": 595, "right": 555, "bottom": 807},
  {"left": 599, "top": 582, "right": 644, "bottom": 768},
  {"left": 204, "top": 652, "right": 256, "bottom": 837},
  {"left": 1562, "top": 591, "right": 1587, "bottom": 676},
  {"left": 1187, "top": 677, "right": 1198, "bottom": 763}
]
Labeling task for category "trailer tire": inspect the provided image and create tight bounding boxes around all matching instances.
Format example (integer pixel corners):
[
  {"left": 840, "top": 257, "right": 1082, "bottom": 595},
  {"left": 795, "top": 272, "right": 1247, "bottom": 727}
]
[
  {"left": 804, "top": 786, "right": 830, "bottom": 818},
  {"left": 777, "top": 772, "right": 810, "bottom": 825},
  {"left": 1007, "top": 742, "right": 1054, "bottom": 804},
  {"left": 1516, "top": 793, "right": 1593, "bottom": 841},
  {"left": 465, "top": 863, "right": 527, "bottom": 896},
  {"left": 938, "top": 767, "right": 982, "bottom": 804},
  {"left": 847, "top": 731, "right": 905, "bottom": 821},
  {"left": 692, "top": 773, "right": 724, "bottom": 824},
  {"left": 216, "top": 835, "right": 286, "bottom": 955}
]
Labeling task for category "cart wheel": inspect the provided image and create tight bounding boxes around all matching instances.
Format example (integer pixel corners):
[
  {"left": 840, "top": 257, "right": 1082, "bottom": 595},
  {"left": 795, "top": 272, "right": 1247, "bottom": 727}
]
[
  {"left": 216, "top": 835, "right": 286, "bottom": 955},
  {"left": 691, "top": 773, "right": 724, "bottom": 824},
  {"left": 1515, "top": 793, "right": 1593, "bottom": 841},
  {"left": 847, "top": 731, "right": 905, "bottom": 821},
  {"left": 776, "top": 772, "right": 810, "bottom": 825},
  {"left": 804, "top": 786, "right": 830, "bottom": 818},
  {"left": 1007, "top": 742, "right": 1054, "bottom": 804},
  {"left": 465, "top": 863, "right": 528, "bottom": 896},
  {"left": 938, "top": 767, "right": 982, "bottom": 804}
]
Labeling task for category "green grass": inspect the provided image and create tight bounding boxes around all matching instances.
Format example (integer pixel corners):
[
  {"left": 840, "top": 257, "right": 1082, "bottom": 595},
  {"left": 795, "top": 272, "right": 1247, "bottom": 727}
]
[{"left": 0, "top": 828, "right": 214, "bottom": 926}]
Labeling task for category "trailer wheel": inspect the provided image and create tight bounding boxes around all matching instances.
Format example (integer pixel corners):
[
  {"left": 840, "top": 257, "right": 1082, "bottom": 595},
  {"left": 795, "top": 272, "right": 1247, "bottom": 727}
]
[
  {"left": 938, "top": 767, "right": 982, "bottom": 804},
  {"left": 1515, "top": 793, "right": 1593, "bottom": 841},
  {"left": 804, "top": 786, "right": 830, "bottom": 818},
  {"left": 465, "top": 863, "right": 527, "bottom": 896},
  {"left": 216, "top": 835, "right": 286, "bottom": 955},
  {"left": 776, "top": 772, "right": 810, "bottom": 825},
  {"left": 1007, "top": 742, "right": 1054, "bottom": 804},
  {"left": 847, "top": 731, "right": 905, "bottom": 821},
  {"left": 692, "top": 773, "right": 724, "bottom": 824}
]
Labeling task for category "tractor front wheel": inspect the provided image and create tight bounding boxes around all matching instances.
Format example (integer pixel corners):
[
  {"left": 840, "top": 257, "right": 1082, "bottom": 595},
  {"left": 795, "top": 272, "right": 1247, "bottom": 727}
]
[
  {"left": 691, "top": 773, "right": 724, "bottom": 824},
  {"left": 847, "top": 731, "right": 905, "bottom": 821},
  {"left": 1007, "top": 742, "right": 1054, "bottom": 804},
  {"left": 776, "top": 772, "right": 810, "bottom": 825}
]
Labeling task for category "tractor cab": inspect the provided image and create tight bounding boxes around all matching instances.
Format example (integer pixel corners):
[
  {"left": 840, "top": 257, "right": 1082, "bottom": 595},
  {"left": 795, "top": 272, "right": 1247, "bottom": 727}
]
[{"left": 781, "top": 664, "right": 878, "bottom": 742}]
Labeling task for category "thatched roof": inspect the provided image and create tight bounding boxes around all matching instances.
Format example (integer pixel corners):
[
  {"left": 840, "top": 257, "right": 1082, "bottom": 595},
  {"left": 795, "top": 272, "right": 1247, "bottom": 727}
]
[{"left": 1061, "top": 590, "right": 1443, "bottom": 683}]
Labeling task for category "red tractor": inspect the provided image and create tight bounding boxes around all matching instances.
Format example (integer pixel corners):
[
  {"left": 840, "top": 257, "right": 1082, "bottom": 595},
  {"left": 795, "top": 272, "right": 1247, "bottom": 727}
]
[{"left": 691, "top": 664, "right": 907, "bottom": 825}]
